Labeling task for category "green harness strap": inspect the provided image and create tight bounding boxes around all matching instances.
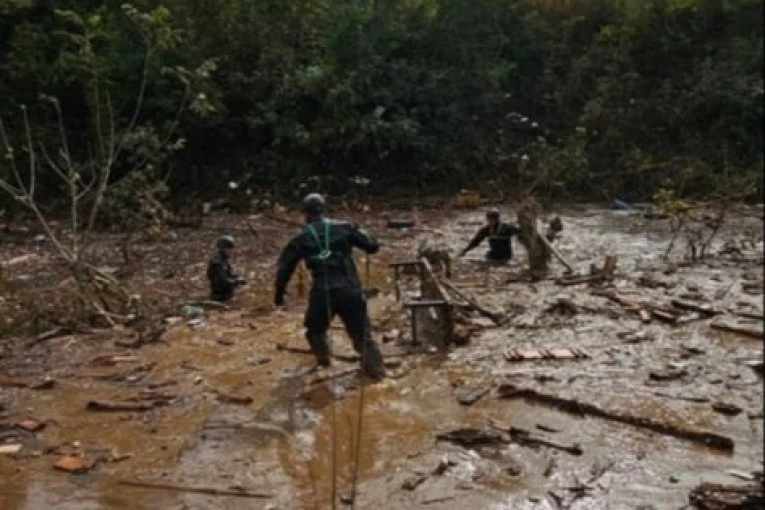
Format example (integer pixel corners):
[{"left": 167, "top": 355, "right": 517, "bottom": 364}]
[{"left": 305, "top": 219, "right": 332, "bottom": 261}]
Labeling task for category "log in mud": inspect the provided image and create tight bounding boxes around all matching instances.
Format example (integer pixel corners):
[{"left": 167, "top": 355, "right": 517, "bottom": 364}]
[{"left": 497, "top": 383, "right": 735, "bottom": 451}]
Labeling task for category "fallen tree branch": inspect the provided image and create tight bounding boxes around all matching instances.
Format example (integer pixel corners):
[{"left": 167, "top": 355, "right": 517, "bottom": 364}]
[{"left": 118, "top": 479, "right": 272, "bottom": 499}]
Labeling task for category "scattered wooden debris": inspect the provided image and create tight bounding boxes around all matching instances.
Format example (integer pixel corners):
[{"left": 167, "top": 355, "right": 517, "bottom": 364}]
[
  {"left": 688, "top": 481, "right": 763, "bottom": 509},
  {"left": 497, "top": 384, "right": 734, "bottom": 451},
  {"left": 86, "top": 399, "right": 159, "bottom": 412},
  {"left": 436, "top": 427, "right": 507, "bottom": 448},
  {"left": 637, "top": 274, "right": 675, "bottom": 289},
  {"left": 421, "top": 495, "right": 456, "bottom": 505},
  {"left": 0, "top": 444, "right": 22, "bottom": 455},
  {"left": 727, "top": 470, "right": 757, "bottom": 482},
  {"left": 504, "top": 347, "right": 589, "bottom": 363},
  {"left": 89, "top": 354, "right": 140, "bottom": 367},
  {"left": 712, "top": 402, "right": 743, "bottom": 416},
  {"left": 710, "top": 319, "right": 763, "bottom": 339},
  {"left": 118, "top": 479, "right": 272, "bottom": 499},
  {"left": 489, "top": 421, "right": 583, "bottom": 455},
  {"left": 0, "top": 376, "right": 55, "bottom": 390},
  {"left": 54, "top": 455, "right": 95, "bottom": 474},
  {"left": 653, "top": 391, "right": 710, "bottom": 404},
  {"left": 729, "top": 308, "right": 765, "bottom": 321},
  {"left": 35, "top": 327, "right": 72, "bottom": 342},
  {"left": 649, "top": 368, "right": 688, "bottom": 381},
  {"left": 402, "top": 473, "right": 428, "bottom": 491},
  {"left": 215, "top": 392, "right": 253, "bottom": 406},
  {"left": 671, "top": 299, "right": 721, "bottom": 316},
  {"left": 592, "top": 290, "right": 680, "bottom": 323}
]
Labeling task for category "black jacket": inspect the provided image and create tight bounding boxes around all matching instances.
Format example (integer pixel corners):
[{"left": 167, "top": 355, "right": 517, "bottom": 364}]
[
  {"left": 464, "top": 222, "right": 519, "bottom": 261},
  {"left": 207, "top": 251, "right": 239, "bottom": 301},
  {"left": 274, "top": 217, "right": 379, "bottom": 305}
]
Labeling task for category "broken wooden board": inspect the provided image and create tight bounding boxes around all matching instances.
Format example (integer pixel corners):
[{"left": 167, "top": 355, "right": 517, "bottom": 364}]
[
  {"left": 497, "top": 384, "right": 734, "bottom": 451},
  {"left": 504, "top": 347, "right": 589, "bottom": 363}
]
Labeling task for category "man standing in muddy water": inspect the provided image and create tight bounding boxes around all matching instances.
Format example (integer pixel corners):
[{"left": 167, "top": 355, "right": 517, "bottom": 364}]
[
  {"left": 459, "top": 207, "right": 520, "bottom": 263},
  {"left": 274, "top": 192, "right": 387, "bottom": 381},
  {"left": 207, "top": 235, "right": 246, "bottom": 302}
]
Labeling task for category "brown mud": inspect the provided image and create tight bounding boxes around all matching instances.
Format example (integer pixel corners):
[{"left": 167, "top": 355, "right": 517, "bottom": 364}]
[{"left": 1, "top": 204, "right": 762, "bottom": 509}]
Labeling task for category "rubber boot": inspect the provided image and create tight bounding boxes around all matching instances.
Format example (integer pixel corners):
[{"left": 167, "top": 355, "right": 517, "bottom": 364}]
[
  {"left": 357, "top": 336, "right": 386, "bottom": 381},
  {"left": 306, "top": 333, "right": 331, "bottom": 367}
]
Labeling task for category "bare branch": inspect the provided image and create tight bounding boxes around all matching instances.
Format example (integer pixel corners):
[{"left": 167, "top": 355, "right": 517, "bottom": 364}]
[{"left": 39, "top": 143, "right": 69, "bottom": 183}]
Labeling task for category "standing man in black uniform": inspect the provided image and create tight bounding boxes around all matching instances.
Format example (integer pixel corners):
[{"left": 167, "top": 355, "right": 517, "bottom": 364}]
[
  {"left": 274, "top": 193, "right": 386, "bottom": 381},
  {"left": 459, "top": 207, "right": 520, "bottom": 262},
  {"left": 207, "top": 235, "right": 246, "bottom": 302}
]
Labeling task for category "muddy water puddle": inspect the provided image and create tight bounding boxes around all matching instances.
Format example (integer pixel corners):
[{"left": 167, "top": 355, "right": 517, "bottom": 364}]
[{"left": 1, "top": 206, "right": 763, "bottom": 509}]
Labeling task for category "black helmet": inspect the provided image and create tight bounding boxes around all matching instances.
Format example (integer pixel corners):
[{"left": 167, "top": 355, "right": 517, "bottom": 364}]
[
  {"left": 301, "top": 193, "right": 325, "bottom": 215},
  {"left": 486, "top": 207, "right": 500, "bottom": 219},
  {"left": 216, "top": 235, "right": 235, "bottom": 249}
]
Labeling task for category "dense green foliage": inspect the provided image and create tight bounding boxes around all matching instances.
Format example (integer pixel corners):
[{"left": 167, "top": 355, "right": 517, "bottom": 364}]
[{"left": 1, "top": 0, "right": 762, "bottom": 211}]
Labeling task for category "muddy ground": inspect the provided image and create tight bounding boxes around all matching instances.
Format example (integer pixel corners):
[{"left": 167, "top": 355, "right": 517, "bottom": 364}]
[{"left": 0, "top": 204, "right": 763, "bottom": 510}]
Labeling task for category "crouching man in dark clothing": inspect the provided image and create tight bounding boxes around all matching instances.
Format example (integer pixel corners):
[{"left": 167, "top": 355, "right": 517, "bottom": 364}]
[
  {"left": 274, "top": 193, "right": 386, "bottom": 381},
  {"left": 207, "top": 235, "right": 246, "bottom": 302},
  {"left": 459, "top": 207, "right": 520, "bottom": 263}
]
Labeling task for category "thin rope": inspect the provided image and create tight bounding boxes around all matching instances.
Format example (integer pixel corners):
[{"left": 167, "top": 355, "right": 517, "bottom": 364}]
[{"left": 349, "top": 312, "right": 369, "bottom": 509}]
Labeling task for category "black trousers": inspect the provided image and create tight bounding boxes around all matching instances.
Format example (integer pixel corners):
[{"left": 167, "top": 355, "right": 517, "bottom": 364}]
[{"left": 304, "top": 287, "right": 383, "bottom": 367}]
